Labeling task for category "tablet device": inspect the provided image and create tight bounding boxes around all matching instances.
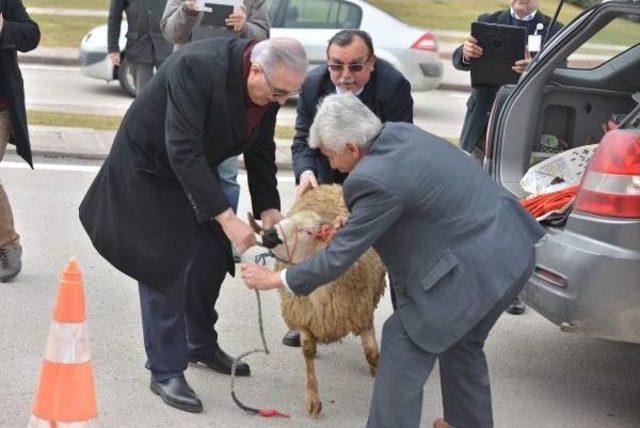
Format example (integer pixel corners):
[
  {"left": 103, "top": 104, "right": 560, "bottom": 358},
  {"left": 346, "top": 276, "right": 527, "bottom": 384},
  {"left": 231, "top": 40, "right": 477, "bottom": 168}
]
[
  {"left": 470, "top": 21, "right": 527, "bottom": 87},
  {"left": 201, "top": 3, "right": 234, "bottom": 27}
]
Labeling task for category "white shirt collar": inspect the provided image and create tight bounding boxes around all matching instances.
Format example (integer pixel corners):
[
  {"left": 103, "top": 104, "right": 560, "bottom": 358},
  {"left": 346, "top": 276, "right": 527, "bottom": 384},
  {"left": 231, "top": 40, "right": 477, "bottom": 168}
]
[{"left": 510, "top": 7, "right": 538, "bottom": 22}]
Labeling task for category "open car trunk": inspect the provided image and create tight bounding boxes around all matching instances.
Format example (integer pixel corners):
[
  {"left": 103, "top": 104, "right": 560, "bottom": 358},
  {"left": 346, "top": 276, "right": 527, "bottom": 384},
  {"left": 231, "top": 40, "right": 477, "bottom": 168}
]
[{"left": 487, "top": 1, "right": 640, "bottom": 200}]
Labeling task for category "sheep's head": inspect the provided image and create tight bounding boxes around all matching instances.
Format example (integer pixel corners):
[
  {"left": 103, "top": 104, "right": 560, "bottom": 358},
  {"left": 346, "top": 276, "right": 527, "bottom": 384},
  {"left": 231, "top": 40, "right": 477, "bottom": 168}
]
[{"left": 253, "top": 211, "right": 334, "bottom": 265}]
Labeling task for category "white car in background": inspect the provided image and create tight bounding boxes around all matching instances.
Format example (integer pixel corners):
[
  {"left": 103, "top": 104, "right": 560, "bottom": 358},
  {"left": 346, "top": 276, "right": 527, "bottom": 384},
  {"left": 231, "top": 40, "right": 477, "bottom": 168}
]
[{"left": 79, "top": 0, "right": 443, "bottom": 97}]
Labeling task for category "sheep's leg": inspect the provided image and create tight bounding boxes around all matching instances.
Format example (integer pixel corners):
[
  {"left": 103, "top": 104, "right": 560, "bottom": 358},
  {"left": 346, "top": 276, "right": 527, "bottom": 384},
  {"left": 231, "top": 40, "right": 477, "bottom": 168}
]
[
  {"left": 360, "top": 327, "right": 379, "bottom": 377},
  {"left": 301, "top": 331, "right": 322, "bottom": 418}
]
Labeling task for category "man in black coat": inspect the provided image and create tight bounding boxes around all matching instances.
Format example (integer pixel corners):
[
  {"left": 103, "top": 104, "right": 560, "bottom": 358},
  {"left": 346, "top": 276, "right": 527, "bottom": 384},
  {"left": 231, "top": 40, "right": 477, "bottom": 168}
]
[
  {"left": 108, "top": 0, "right": 173, "bottom": 92},
  {"left": 0, "top": 0, "right": 39, "bottom": 282},
  {"left": 284, "top": 29, "right": 414, "bottom": 347},
  {"left": 453, "top": 0, "right": 561, "bottom": 315},
  {"left": 79, "top": 37, "right": 307, "bottom": 412}
]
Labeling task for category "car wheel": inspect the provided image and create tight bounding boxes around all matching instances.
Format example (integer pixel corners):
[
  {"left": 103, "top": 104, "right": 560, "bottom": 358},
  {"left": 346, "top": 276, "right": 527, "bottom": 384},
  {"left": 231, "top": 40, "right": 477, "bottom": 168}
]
[{"left": 118, "top": 58, "right": 137, "bottom": 98}]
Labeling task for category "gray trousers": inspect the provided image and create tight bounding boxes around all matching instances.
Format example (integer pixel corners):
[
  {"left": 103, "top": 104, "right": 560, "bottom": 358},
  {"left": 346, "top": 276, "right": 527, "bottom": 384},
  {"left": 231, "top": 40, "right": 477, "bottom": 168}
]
[
  {"left": 367, "top": 275, "right": 528, "bottom": 428},
  {"left": 133, "top": 63, "right": 155, "bottom": 92}
]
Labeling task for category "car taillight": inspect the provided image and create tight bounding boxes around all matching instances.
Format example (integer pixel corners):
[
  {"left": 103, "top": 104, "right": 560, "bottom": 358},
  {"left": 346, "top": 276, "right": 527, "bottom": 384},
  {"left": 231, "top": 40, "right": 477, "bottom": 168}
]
[
  {"left": 411, "top": 32, "right": 438, "bottom": 52},
  {"left": 574, "top": 129, "right": 640, "bottom": 218}
]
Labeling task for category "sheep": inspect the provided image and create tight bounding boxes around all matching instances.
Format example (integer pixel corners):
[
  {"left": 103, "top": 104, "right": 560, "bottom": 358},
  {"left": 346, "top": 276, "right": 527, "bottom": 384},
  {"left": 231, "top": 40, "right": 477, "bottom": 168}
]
[{"left": 252, "top": 184, "right": 387, "bottom": 418}]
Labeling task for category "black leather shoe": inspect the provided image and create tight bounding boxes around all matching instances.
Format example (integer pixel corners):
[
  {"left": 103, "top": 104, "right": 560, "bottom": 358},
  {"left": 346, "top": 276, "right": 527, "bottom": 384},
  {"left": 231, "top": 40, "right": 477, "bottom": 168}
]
[
  {"left": 282, "top": 329, "right": 301, "bottom": 347},
  {"left": 189, "top": 347, "right": 250, "bottom": 376},
  {"left": 506, "top": 296, "right": 526, "bottom": 315},
  {"left": 0, "top": 244, "right": 22, "bottom": 283},
  {"left": 150, "top": 376, "right": 202, "bottom": 413}
]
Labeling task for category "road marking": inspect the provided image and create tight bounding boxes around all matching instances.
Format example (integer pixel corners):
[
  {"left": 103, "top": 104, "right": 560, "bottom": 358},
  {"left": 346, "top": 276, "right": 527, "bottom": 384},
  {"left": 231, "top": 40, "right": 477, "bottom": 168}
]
[{"left": 0, "top": 161, "right": 296, "bottom": 182}]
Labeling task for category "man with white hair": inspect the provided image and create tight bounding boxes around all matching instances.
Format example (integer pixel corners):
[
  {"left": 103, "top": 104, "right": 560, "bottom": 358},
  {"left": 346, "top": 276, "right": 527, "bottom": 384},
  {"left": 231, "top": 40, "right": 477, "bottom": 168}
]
[
  {"left": 80, "top": 37, "right": 307, "bottom": 412},
  {"left": 241, "top": 93, "right": 544, "bottom": 427}
]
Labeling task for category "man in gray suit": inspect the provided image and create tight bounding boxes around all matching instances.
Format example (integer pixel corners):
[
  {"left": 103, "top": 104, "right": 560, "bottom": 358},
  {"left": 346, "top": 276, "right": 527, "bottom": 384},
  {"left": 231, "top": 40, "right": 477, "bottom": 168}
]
[{"left": 241, "top": 93, "right": 545, "bottom": 427}]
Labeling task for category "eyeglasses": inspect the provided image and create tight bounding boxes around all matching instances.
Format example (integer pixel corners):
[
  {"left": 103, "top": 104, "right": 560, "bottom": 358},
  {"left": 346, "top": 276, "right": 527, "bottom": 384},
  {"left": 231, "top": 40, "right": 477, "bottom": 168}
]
[
  {"left": 327, "top": 62, "right": 369, "bottom": 73},
  {"left": 261, "top": 66, "right": 299, "bottom": 99}
]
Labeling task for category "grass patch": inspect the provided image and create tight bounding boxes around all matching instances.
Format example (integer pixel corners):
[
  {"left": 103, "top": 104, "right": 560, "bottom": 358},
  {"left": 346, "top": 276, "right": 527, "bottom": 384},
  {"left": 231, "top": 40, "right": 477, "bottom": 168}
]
[
  {"left": 369, "top": 0, "right": 639, "bottom": 46},
  {"left": 28, "top": 110, "right": 122, "bottom": 130},
  {"left": 33, "top": 14, "right": 106, "bottom": 47},
  {"left": 28, "top": 110, "right": 297, "bottom": 140},
  {"left": 25, "top": 0, "right": 108, "bottom": 10}
]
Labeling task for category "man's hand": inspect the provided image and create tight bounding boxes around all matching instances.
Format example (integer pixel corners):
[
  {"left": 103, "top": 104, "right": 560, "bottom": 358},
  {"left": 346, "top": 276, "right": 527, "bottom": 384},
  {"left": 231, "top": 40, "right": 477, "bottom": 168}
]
[
  {"left": 226, "top": 4, "right": 247, "bottom": 32},
  {"left": 512, "top": 49, "right": 531, "bottom": 74},
  {"left": 462, "top": 35, "right": 483, "bottom": 62},
  {"left": 183, "top": 0, "right": 197, "bottom": 11},
  {"left": 260, "top": 208, "right": 284, "bottom": 230},
  {"left": 109, "top": 52, "right": 121, "bottom": 66},
  {"left": 296, "top": 171, "right": 318, "bottom": 198},
  {"left": 241, "top": 264, "right": 283, "bottom": 290},
  {"left": 216, "top": 208, "right": 256, "bottom": 252}
]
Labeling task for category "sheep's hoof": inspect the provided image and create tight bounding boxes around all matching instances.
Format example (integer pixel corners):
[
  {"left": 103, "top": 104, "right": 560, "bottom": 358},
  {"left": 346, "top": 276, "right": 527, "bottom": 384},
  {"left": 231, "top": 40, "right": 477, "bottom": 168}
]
[
  {"left": 306, "top": 398, "right": 322, "bottom": 418},
  {"left": 369, "top": 365, "right": 377, "bottom": 377}
]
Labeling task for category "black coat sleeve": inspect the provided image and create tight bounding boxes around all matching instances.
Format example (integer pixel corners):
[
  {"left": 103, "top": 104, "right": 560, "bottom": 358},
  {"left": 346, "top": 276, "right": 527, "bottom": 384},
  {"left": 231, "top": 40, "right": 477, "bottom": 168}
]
[
  {"left": 244, "top": 104, "right": 281, "bottom": 217},
  {"left": 290, "top": 83, "right": 319, "bottom": 184},
  {"left": 0, "top": 0, "right": 39, "bottom": 52},
  {"left": 107, "top": 0, "right": 126, "bottom": 53},
  {"left": 380, "top": 75, "right": 413, "bottom": 123},
  {"left": 165, "top": 56, "right": 230, "bottom": 223}
]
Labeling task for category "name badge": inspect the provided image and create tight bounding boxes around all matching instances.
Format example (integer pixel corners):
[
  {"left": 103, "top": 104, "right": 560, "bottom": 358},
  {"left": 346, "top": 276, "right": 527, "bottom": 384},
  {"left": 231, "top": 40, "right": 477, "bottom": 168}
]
[{"left": 528, "top": 34, "right": 542, "bottom": 53}]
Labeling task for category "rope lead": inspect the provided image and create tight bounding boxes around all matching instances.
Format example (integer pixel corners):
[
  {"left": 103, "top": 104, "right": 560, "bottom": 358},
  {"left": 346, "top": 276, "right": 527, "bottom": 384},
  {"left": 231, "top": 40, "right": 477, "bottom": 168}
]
[{"left": 229, "top": 253, "right": 290, "bottom": 418}]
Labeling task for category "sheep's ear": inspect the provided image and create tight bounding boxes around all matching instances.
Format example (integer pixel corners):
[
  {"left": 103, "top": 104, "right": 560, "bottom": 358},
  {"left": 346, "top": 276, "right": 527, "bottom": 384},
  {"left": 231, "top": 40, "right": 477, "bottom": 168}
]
[{"left": 247, "top": 213, "right": 264, "bottom": 234}]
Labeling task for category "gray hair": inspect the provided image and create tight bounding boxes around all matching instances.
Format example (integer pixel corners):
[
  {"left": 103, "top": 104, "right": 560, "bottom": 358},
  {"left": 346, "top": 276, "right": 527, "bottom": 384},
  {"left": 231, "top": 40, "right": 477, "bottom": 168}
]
[
  {"left": 309, "top": 93, "right": 383, "bottom": 152},
  {"left": 250, "top": 37, "right": 308, "bottom": 78}
]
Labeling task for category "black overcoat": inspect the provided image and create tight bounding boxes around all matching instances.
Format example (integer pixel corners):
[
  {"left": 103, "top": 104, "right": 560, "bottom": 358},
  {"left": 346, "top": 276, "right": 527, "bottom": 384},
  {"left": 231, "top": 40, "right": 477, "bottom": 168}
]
[
  {"left": 452, "top": 10, "right": 562, "bottom": 152},
  {"left": 79, "top": 37, "right": 280, "bottom": 289},
  {"left": 108, "top": 0, "right": 173, "bottom": 64},
  {"left": 0, "top": 0, "right": 40, "bottom": 167}
]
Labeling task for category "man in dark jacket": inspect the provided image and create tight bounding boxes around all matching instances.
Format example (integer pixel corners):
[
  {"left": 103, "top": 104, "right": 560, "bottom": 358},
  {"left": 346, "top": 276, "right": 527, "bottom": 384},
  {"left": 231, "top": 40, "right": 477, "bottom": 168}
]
[
  {"left": 79, "top": 37, "right": 307, "bottom": 412},
  {"left": 453, "top": 0, "right": 561, "bottom": 315},
  {"left": 284, "top": 29, "right": 414, "bottom": 347},
  {"left": 0, "top": 0, "right": 39, "bottom": 282},
  {"left": 108, "top": 0, "right": 173, "bottom": 92}
]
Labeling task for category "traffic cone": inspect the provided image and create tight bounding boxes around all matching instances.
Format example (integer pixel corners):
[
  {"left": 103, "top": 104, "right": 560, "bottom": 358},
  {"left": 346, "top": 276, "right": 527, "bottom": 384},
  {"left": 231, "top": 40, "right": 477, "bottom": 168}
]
[{"left": 28, "top": 258, "right": 98, "bottom": 427}]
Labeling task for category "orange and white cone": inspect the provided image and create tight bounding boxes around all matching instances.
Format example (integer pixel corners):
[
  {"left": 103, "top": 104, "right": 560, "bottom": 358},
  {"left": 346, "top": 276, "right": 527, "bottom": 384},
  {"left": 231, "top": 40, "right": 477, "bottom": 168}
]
[{"left": 28, "top": 258, "right": 98, "bottom": 427}]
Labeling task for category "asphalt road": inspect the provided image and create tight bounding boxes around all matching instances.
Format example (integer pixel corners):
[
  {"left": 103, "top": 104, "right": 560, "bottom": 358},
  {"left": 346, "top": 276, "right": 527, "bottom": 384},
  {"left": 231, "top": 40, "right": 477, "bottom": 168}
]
[
  {"left": 22, "top": 64, "right": 468, "bottom": 139},
  {"left": 0, "top": 157, "right": 639, "bottom": 428}
]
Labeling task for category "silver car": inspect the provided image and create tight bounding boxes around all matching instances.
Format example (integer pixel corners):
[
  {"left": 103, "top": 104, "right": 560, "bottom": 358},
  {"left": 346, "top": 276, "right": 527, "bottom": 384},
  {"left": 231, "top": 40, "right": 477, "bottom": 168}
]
[
  {"left": 486, "top": 1, "right": 640, "bottom": 344},
  {"left": 79, "top": 0, "right": 443, "bottom": 97}
]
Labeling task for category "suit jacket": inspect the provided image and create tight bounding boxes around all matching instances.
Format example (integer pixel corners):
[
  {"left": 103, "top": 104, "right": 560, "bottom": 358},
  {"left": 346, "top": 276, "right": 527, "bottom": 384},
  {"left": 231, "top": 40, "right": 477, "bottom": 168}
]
[
  {"left": 286, "top": 123, "right": 545, "bottom": 353},
  {"left": 0, "top": 0, "right": 39, "bottom": 167},
  {"left": 108, "top": 0, "right": 173, "bottom": 64},
  {"left": 161, "top": 0, "right": 269, "bottom": 46},
  {"left": 453, "top": 9, "right": 562, "bottom": 153},
  {"left": 291, "top": 59, "right": 413, "bottom": 184},
  {"left": 79, "top": 37, "right": 280, "bottom": 289}
]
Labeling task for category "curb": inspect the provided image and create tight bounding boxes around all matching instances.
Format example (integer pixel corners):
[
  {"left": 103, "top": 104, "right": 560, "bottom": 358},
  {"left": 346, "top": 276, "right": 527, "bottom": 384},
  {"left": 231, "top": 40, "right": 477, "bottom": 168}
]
[
  {"left": 7, "top": 145, "right": 296, "bottom": 171},
  {"left": 19, "top": 55, "right": 80, "bottom": 67}
]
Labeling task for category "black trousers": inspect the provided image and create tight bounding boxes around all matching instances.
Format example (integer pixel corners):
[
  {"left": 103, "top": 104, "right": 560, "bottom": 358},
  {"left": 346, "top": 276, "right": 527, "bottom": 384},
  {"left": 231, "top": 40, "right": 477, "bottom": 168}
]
[{"left": 139, "top": 222, "right": 228, "bottom": 382}]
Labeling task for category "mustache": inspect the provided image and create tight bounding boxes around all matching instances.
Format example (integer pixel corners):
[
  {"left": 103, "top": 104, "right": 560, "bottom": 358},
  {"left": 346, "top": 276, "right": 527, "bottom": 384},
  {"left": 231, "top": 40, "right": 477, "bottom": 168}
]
[{"left": 337, "top": 77, "right": 356, "bottom": 85}]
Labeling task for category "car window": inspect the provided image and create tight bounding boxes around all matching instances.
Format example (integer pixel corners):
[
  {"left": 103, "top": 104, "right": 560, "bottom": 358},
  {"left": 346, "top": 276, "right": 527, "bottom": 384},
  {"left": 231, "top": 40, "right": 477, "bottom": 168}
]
[
  {"left": 282, "top": 0, "right": 362, "bottom": 29},
  {"left": 566, "top": 14, "right": 640, "bottom": 70}
]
